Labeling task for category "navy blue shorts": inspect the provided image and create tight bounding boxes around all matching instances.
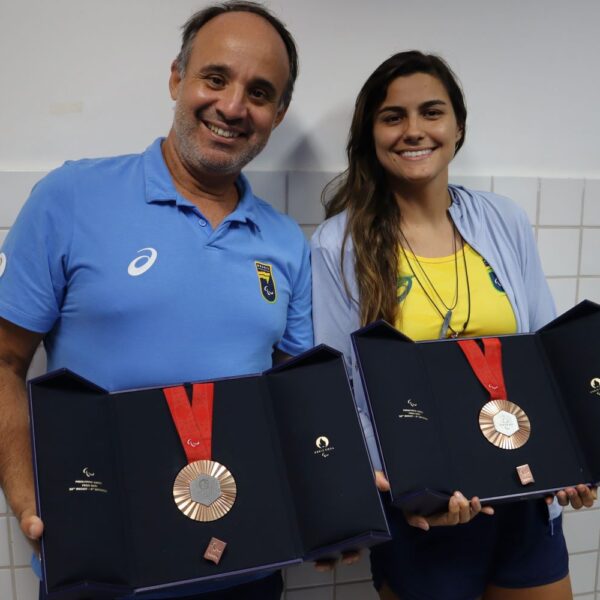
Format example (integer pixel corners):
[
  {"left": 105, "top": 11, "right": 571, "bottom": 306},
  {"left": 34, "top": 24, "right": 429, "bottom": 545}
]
[{"left": 370, "top": 500, "right": 568, "bottom": 600}]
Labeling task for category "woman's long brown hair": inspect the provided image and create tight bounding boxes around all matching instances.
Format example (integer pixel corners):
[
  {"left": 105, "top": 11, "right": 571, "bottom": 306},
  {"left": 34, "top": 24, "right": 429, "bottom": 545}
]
[{"left": 323, "top": 51, "right": 467, "bottom": 327}]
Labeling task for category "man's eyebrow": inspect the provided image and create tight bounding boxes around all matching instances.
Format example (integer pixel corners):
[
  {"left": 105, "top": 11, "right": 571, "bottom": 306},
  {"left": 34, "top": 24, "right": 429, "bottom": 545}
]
[{"left": 197, "top": 63, "right": 232, "bottom": 76}]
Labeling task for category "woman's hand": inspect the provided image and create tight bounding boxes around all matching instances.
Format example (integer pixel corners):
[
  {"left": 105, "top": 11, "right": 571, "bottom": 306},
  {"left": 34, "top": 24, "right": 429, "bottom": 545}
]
[
  {"left": 404, "top": 491, "right": 494, "bottom": 531},
  {"left": 546, "top": 484, "right": 597, "bottom": 510}
]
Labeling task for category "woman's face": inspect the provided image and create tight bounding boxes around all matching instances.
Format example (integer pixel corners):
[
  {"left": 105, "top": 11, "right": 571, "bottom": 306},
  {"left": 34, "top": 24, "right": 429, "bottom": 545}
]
[{"left": 372, "top": 72, "right": 462, "bottom": 189}]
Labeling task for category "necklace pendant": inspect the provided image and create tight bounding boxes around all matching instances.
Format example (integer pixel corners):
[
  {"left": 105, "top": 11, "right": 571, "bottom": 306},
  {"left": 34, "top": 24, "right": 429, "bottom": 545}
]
[{"left": 439, "top": 310, "right": 453, "bottom": 339}]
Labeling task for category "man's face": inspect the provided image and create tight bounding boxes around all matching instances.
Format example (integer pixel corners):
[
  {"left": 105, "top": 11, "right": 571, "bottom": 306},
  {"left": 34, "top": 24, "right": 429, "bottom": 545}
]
[{"left": 169, "top": 12, "right": 290, "bottom": 177}]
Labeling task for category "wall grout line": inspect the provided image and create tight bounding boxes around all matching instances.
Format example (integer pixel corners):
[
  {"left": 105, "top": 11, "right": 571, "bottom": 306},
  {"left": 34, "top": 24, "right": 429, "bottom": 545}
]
[
  {"left": 5, "top": 516, "right": 17, "bottom": 600},
  {"left": 575, "top": 181, "right": 586, "bottom": 302}
]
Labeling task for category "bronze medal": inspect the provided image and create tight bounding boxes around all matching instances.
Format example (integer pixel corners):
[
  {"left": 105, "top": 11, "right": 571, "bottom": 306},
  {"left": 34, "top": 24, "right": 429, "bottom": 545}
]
[
  {"left": 479, "top": 399, "right": 531, "bottom": 450},
  {"left": 173, "top": 459, "right": 237, "bottom": 522},
  {"left": 164, "top": 384, "right": 237, "bottom": 524}
]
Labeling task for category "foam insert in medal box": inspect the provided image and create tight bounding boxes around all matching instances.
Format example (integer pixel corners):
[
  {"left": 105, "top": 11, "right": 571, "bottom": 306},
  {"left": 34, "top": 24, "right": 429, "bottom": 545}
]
[
  {"left": 352, "top": 300, "right": 600, "bottom": 516},
  {"left": 29, "top": 345, "right": 389, "bottom": 599}
]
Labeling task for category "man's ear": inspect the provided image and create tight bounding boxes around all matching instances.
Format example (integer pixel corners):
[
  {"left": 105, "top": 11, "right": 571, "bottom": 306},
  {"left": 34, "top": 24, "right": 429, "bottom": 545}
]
[
  {"left": 272, "top": 104, "right": 288, "bottom": 130},
  {"left": 169, "top": 59, "right": 182, "bottom": 101}
]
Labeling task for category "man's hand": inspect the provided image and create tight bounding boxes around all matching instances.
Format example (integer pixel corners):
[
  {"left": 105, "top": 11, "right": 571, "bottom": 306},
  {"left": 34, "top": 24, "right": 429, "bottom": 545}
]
[
  {"left": 19, "top": 506, "right": 43, "bottom": 552},
  {"left": 546, "top": 484, "right": 597, "bottom": 510},
  {"left": 314, "top": 551, "right": 361, "bottom": 573},
  {"left": 404, "top": 491, "right": 494, "bottom": 531},
  {"left": 313, "top": 470, "right": 389, "bottom": 571}
]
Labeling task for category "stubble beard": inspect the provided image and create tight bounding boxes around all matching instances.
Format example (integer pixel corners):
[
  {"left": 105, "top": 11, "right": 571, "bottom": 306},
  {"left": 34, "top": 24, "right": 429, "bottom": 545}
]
[{"left": 173, "top": 102, "right": 268, "bottom": 176}]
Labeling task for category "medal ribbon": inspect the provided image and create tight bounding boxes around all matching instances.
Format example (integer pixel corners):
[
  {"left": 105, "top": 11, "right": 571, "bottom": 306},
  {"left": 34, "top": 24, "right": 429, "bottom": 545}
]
[
  {"left": 163, "top": 383, "right": 214, "bottom": 463},
  {"left": 457, "top": 337, "right": 506, "bottom": 400}
]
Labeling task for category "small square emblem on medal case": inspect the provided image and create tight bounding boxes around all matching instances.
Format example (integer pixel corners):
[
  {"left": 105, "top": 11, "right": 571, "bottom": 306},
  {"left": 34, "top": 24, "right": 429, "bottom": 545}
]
[{"left": 204, "top": 537, "right": 227, "bottom": 564}]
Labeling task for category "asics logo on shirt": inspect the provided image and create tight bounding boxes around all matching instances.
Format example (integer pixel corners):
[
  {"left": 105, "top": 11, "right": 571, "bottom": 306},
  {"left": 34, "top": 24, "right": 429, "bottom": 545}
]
[
  {"left": 127, "top": 248, "right": 158, "bottom": 277},
  {"left": 0, "top": 253, "right": 6, "bottom": 278}
]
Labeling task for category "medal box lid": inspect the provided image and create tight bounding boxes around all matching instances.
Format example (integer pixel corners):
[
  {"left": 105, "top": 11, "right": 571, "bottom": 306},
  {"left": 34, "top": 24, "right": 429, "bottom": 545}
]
[{"left": 352, "top": 300, "right": 600, "bottom": 515}]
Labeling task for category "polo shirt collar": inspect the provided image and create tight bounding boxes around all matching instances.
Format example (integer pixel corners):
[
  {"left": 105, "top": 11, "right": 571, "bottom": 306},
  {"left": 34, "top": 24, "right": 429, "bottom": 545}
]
[{"left": 142, "top": 137, "right": 259, "bottom": 228}]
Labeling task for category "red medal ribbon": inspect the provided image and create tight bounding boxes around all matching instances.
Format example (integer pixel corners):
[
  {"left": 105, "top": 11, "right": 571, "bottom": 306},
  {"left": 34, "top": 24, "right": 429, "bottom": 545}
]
[
  {"left": 457, "top": 337, "right": 506, "bottom": 400},
  {"left": 163, "top": 383, "right": 214, "bottom": 463}
]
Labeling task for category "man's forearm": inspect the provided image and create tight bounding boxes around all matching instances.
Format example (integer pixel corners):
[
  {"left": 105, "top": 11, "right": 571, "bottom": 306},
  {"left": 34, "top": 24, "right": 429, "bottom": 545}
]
[
  {"left": 0, "top": 364, "right": 36, "bottom": 522},
  {"left": 0, "top": 319, "right": 44, "bottom": 534}
]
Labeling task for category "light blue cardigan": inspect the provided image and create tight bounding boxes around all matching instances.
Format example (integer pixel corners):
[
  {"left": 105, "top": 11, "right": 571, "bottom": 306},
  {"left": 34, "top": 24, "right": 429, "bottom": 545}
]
[{"left": 311, "top": 185, "right": 560, "bottom": 517}]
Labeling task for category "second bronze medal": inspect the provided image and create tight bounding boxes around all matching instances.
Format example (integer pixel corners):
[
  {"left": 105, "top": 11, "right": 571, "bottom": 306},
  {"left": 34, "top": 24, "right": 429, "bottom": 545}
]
[{"left": 458, "top": 337, "right": 531, "bottom": 451}]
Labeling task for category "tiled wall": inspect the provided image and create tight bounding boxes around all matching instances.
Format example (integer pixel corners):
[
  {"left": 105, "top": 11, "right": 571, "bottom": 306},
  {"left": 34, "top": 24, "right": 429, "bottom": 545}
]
[{"left": 1, "top": 170, "right": 600, "bottom": 599}]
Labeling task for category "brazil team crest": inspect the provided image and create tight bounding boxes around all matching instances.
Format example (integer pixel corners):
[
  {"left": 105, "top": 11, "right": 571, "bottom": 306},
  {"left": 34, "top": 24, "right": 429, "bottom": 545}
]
[
  {"left": 397, "top": 275, "right": 413, "bottom": 303},
  {"left": 482, "top": 258, "right": 505, "bottom": 292},
  {"left": 255, "top": 261, "right": 277, "bottom": 303}
]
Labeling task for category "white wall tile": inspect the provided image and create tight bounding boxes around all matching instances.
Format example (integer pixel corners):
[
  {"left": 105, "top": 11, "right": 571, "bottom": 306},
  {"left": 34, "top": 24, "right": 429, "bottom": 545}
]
[
  {"left": 335, "top": 581, "right": 379, "bottom": 600},
  {"left": 583, "top": 180, "right": 600, "bottom": 226},
  {"left": 570, "top": 552, "right": 597, "bottom": 595},
  {"left": 0, "top": 489, "right": 6, "bottom": 514},
  {"left": 0, "top": 519, "right": 11, "bottom": 568},
  {"left": 8, "top": 518, "right": 31, "bottom": 568},
  {"left": 285, "top": 586, "right": 333, "bottom": 600},
  {"left": 563, "top": 510, "right": 600, "bottom": 553},
  {"left": 449, "top": 175, "right": 492, "bottom": 192},
  {"left": 301, "top": 225, "right": 317, "bottom": 241},
  {"left": 0, "top": 172, "right": 46, "bottom": 227},
  {"left": 288, "top": 172, "right": 337, "bottom": 225},
  {"left": 0, "top": 230, "right": 8, "bottom": 246},
  {"left": 285, "top": 562, "right": 333, "bottom": 589},
  {"left": 13, "top": 567, "right": 38, "bottom": 600},
  {"left": 546, "top": 278, "right": 577, "bottom": 315},
  {"left": 572, "top": 595, "right": 595, "bottom": 600},
  {"left": 537, "top": 229, "right": 580, "bottom": 276},
  {"left": 26, "top": 346, "right": 47, "bottom": 381},
  {"left": 244, "top": 171, "right": 287, "bottom": 214},
  {"left": 335, "top": 554, "right": 372, "bottom": 584},
  {"left": 578, "top": 278, "right": 600, "bottom": 304},
  {"left": 0, "top": 569, "right": 14, "bottom": 600},
  {"left": 493, "top": 177, "right": 538, "bottom": 225},
  {"left": 539, "top": 178, "right": 584, "bottom": 226},
  {"left": 580, "top": 230, "right": 600, "bottom": 276}
]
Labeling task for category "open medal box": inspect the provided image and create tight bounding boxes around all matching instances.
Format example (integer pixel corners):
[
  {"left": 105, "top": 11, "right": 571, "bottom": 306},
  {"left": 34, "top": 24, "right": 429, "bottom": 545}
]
[
  {"left": 352, "top": 300, "right": 600, "bottom": 516},
  {"left": 29, "top": 346, "right": 389, "bottom": 599}
]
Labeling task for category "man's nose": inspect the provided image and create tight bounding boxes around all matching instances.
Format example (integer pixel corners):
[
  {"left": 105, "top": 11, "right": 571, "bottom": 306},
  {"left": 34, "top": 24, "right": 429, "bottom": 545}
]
[{"left": 216, "top": 85, "right": 247, "bottom": 121}]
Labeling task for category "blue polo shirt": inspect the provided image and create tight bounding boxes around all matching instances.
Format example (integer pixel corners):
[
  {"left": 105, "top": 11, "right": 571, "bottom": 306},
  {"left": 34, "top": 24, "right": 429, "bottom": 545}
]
[{"left": 0, "top": 137, "right": 313, "bottom": 391}]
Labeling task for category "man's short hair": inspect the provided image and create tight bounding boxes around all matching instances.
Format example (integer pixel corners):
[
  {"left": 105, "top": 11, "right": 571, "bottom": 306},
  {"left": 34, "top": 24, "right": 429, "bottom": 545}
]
[{"left": 176, "top": 1, "right": 299, "bottom": 109}]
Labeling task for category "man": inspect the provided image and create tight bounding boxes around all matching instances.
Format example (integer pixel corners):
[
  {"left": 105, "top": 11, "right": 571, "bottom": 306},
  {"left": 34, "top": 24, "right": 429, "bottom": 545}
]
[{"left": 0, "top": 2, "right": 311, "bottom": 598}]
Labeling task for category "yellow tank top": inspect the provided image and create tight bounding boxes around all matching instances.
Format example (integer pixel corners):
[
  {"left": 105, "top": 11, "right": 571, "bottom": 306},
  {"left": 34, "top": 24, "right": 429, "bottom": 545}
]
[{"left": 395, "top": 244, "right": 517, "bottom": 341}]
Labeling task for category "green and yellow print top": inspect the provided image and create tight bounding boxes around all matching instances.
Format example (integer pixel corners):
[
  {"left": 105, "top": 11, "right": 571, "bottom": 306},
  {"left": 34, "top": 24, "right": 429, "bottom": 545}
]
[{"left": 395, "top": 243, "right": 517, "bottom": 341}]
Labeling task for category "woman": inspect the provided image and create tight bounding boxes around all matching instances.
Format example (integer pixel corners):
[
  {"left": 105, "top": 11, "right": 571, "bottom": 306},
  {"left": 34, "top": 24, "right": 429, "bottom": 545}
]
[{"left": 311, "top": 51, "right": 594, "bottom": 600}]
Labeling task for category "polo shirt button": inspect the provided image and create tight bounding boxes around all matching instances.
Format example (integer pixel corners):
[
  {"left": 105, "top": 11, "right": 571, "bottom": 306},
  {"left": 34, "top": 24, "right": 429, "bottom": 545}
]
[{"left": 198, "top": 218, "right": 207, "bottom": 227}]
